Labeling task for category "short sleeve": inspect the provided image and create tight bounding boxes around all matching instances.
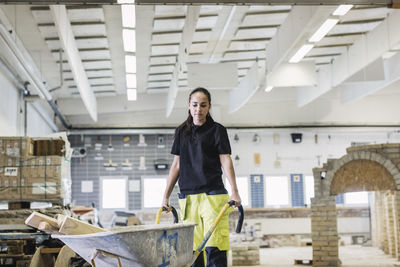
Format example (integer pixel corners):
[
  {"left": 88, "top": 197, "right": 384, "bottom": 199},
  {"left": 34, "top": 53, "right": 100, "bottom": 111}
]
[
  {"left": 216, "top": 125, "right": 231, "bottom": 155},
  {"left": 171, "top": 127, "right": 181, "bottom": 155}
]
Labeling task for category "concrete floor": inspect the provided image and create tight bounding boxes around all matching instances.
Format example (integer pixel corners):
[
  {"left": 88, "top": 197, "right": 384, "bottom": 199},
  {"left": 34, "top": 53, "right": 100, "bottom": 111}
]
[{"left": 228, "top": 245, "right": 400, "bottom": 267}]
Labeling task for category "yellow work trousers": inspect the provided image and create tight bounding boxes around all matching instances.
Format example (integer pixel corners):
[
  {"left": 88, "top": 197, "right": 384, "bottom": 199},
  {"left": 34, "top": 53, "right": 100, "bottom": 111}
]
[{"left": 178, "top": 193, "right": 233, "bottom": 251}]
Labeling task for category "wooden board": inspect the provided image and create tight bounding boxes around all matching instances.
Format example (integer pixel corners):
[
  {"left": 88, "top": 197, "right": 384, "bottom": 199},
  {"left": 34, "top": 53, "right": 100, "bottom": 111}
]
[
  {"left": 25, "top": 211, "right": 59, "bottom": 230},
  {"left": 58, "top": 216, "right": 106, "bottom": 235},
  {"left": 38, "top": 222, "right": 59, "bottom": 234},
  {"left": 30, "top": 246, "right": 55, "bottom": 267},
  {"left": 41, "top": 247, "right": 62, "bottom": 254},
  {"left": 54, "top": 245, "right": 76, "bottom": 267}
]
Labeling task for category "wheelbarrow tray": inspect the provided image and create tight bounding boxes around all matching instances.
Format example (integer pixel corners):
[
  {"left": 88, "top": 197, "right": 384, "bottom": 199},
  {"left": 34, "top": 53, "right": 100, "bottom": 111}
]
[{"left": 53, "top": 223, "right": 196, "bottom": 267}]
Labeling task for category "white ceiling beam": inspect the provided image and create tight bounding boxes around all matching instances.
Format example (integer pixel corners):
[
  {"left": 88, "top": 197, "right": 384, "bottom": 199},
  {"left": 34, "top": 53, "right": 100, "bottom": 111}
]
[
  {"left": 229, "top": 6, "right": 335, "bottom": 112},
  {"left": 200, "top": 6, "right": 249, "bottom": 64},
  {"left": 297, "top": 64, "right": 332, "bottom": 107},
  {"left": 267, "top": 62, "right": 317, "bottom": 87},
  {"left": 340, "top": 51, "right": 400, "bottom": 103},
  {"left": 50, "top": 5, "right": 97, "bottom": 122},
  {"left": 332, "top": 10, "right": 400, "bottom": 87},
  {"left": 166, "top": 6, "right": 200, "bottom": 118},
  {"left": 266, "top": 6, "right": 336, "bottom": 75},
  {"left": 136, "top": 6, "right": 154, "bottom": 94},
  {"left": 228, "top": 62, "right": 259, "bottom": 113},
  {"left": 298, "top": 10, "right": 400, "bottom": 107}
]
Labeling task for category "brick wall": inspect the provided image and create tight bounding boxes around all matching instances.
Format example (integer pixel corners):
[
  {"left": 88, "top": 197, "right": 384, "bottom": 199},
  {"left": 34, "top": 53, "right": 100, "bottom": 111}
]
[{"left": 311, "top": 144, "right": 400, "bottom": 266}]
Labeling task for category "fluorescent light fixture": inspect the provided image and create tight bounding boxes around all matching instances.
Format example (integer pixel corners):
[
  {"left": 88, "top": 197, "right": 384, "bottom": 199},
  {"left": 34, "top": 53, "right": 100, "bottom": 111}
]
[
  {"left": 333, "top": 5, "right": 353, "bottom": 16},
  {"left": 123, "top": 29, "right": 136, "bottom": 52},
  {"left": 265, "top": 86, "right": 274, "bottom": 92},
  {"left": 121, "top": 5, "right": 135, "bottom": 28},
  {"left": 126, "top": 73, "right": 137, "bottom": 88},
  {"left": 289, "top": 44, "right": 314, "bottom": 63},
  {"left": 125, "top": 55, "right": 136, "bottom": 73},
  {"left": 127, "top": 88, "right": 137, "bottom": 101},
  {"left": 118, "top": 0, "right": 134, "bottom": 3},
  {"left": 309, "top": 19, "right": 339, "bottom": 43}
]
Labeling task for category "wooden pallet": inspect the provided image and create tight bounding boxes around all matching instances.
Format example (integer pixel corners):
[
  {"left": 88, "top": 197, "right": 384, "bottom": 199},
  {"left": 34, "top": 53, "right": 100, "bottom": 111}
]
[
  {"left": 6, "top": 200, "right": 64, "bottom": 210},
  {"left": 294, "top": 259, "right": 313, "bottom": 265},
  {"left": 0, "top": 238, "right": 36, "bottom": 257}
]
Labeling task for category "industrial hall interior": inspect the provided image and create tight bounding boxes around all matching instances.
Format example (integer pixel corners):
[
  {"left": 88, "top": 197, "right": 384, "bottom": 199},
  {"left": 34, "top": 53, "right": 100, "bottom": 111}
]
[{"left": 1, "top": 0, "right": 400, "bottom": 266}]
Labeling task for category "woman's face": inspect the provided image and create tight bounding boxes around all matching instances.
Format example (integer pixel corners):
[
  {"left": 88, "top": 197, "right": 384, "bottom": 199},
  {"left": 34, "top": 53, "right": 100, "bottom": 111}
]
[{"left": 189, "top": 91, "right": 210, "bottom": 126}]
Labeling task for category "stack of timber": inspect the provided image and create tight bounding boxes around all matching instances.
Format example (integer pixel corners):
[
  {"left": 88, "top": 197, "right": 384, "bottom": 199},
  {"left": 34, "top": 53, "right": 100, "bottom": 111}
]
[
  {"left": 25, "top": 212, "right": 106, "bottom": 267},
  {"left": 25, "top": 212, "right": 106, "bottom": 235},
  {"left": 0, "top": 206, "right": 66, "bottom": 267},
  {"left": 0, "top": 237, "right": 36, "bottom": 267}
]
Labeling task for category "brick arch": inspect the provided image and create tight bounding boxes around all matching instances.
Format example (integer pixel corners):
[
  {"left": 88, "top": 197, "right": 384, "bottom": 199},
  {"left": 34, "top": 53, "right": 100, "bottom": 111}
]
[
  {"left": 330, "top": 159, "right": 396, "bottom": 195},
  {"left": 311, "top": 147, "right": 400, "bottom": 266},
  {"left": 325, "top": 151, "right": 400, "bottom": 196}
]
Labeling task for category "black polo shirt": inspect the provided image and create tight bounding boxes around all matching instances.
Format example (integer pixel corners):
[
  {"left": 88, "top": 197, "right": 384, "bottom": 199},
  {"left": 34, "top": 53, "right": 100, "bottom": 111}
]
[{"left": 171, "top": 117, "right": 231, "bottom": 195}]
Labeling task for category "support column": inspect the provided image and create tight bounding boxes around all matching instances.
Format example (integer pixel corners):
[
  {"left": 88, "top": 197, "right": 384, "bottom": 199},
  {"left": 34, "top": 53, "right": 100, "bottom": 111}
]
[
  {"left": 384, "top": 191, "right": 394, "bottom": 256},
  {"left": 311, "top": 196, "right": 340, "bottom": 266},
  {"left": 394, "top": 191, "right": 400, "bottom": 260},
  {"left": 374, "top": 192, "right": 385, "bottom": 249}
]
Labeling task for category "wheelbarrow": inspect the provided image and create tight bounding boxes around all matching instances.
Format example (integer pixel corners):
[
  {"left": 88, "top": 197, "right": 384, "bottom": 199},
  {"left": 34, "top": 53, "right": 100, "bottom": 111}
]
[{"left": 53, "top": 201, "right": 243, "bottom": 267}]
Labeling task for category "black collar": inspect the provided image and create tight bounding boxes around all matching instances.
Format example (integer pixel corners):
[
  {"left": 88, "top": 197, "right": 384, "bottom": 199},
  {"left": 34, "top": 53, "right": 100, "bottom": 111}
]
[{"left": 192, "top": 117, "right": 214, "bottom": 132}]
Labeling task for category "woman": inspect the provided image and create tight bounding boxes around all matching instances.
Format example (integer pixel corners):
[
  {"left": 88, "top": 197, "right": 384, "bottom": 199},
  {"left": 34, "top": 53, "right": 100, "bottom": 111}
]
[{"left": 162, "top": 87, "right": 241, "bottom": 267}]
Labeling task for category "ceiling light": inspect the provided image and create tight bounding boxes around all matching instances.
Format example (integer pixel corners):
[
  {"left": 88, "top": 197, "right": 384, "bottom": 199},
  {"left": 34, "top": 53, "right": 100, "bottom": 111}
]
[
  {"left": 121, "top": 5, "right": 135, "bottom": 28},
  {"left": 127, "top": 88, "right": 137, "bottom": 101},
  {"left": 126, "top": 73, "right": 137, "bottom": 88},
  {"left": 309, "top": 19, "right": 339, "bottom": 43},
  {"left": 289, "top": 44, "right": 314, "bottom": 63},
  {"left": 265, "top": 86, "right": 274, "bottom": 92},
  {"left": 123, "top": 29, "right": 136, "bottom": 52},
  {"left": 125, "top": 55, "right": 136, "bottom": 73},
  {"left": 118, "top": 0, "right": 134, "bottom": 3},
  {"left": 333, "top": 5, "right": 353, "bottom": 16}
]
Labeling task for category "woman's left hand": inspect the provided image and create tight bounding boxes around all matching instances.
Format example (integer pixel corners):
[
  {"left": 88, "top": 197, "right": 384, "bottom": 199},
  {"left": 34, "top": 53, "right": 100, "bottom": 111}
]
[{"left": 229, "top": 191, "right": 242, "bottom": 207}]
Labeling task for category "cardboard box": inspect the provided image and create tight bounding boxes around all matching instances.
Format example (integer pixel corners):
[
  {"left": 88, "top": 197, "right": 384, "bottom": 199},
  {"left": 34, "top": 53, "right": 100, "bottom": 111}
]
[
  {"left": 45, "top": 156, "right": 62, "bottom": 178},
  {"left": 0, "top": 137, "right": 34, "bottom": 158},
  {"left": 0, "top": 177, "right": 21, "bottom": 200},
  {"left": 2, "top": 156, "right": 20, "bottom": 167},
  {"left": 34, "top": 138, "right": 65, "bottom": 156},
  {"left": 0, "top": 154, "right": 70, "bottom": 203},
  {"left": 21, "top": 177, "right": 60, "bottom": 200},
  {"left": 36, "top": 157, "right": 46, "bottom": 178}
]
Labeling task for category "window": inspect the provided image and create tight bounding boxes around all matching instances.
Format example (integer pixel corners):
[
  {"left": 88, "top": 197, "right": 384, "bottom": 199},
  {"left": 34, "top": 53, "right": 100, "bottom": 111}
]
[
  {"left": 265, "top": 176, "right": 289, "bottom": 206},
  {"left": 143, "top": 176, "right": 167, "bottom": 208},
  {"left": 101, "top": 176, "right": 127, "bottom": 209},
  {"left": 225, "top": 176, "right": 249, "bottom": 207},
  {"left": 345, "top": 192, "right": 369, "bottom": 205},
  {"left": 305, "top": 175, "right": 315, "bottom": 205}
]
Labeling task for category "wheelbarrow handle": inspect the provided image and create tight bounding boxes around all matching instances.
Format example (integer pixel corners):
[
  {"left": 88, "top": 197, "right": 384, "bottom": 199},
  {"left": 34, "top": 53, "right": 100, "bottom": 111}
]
[
  {"left": 228, "top": 200, "right": 244, "bottom": 233},
  {"left": 155, "top": 206, "right": 178, "bottom": 224}
]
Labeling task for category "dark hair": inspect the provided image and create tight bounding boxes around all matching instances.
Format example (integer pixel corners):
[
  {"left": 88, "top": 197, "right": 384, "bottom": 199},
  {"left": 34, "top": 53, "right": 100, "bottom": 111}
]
[{"left": 176, "top": 87, "right": 213, "bottom": 136}]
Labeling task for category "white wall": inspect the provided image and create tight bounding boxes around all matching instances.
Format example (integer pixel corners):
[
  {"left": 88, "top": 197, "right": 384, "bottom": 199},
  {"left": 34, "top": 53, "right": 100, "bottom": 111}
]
[
  {"left": 228, "top": 128, "right": 400, "bottom": 177},
  {"left": 0, "top": 69, "right": 54, "bottom": 136},
  {"left": 0, "top": 70, "right": 20, "bottom": 135},
  {"left": 26, "top": 103, "right": 54, "bottom": 137}
]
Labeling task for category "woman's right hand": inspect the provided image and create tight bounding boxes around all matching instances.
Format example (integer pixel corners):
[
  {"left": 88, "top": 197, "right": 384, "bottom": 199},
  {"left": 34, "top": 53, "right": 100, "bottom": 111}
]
[{"left": 162, "top": 198, "right": 171, "bottom": 212}]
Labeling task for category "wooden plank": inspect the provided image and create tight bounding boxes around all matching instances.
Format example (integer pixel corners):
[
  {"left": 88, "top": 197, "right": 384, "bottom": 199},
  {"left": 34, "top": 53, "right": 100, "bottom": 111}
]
[
  {"left": 30, "top": 246, "right": 55, "bottom": 267},
  {"left": 57, "top": 214, "right": 66, "bottom": 227},
  {"left": 25, "top": 212, "right": 59, "bottom": 230},
  {"left": 58, "top": 216, "right": 106, "bottom": 235},
  {"left": 38, "top": 222, "right": 60, "bottom": 234},
  {"left": 54, "top": 246, "right": 75, "bottom": 267},
  {"left": 40, "top": 247, "right": 61, "bottom": 254}
]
